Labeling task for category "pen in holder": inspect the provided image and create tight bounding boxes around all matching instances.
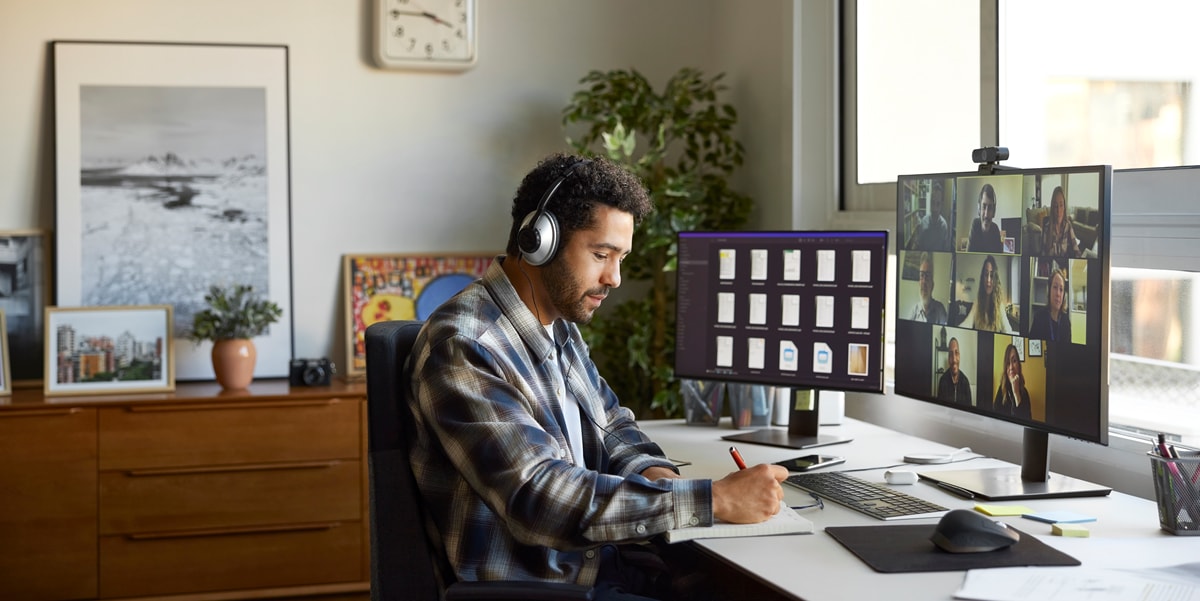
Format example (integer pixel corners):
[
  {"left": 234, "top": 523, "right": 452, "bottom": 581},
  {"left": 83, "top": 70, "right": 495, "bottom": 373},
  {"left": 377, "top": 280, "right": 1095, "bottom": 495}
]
[
  {"left": 1148, "top": 449, "right": 1200, "bottom": 535},
  {"left": 727, "top": 383, "right": 773, "bottom": 429},
  {"left": 681, "top": 379, "right": 725, "bottom": 427}
]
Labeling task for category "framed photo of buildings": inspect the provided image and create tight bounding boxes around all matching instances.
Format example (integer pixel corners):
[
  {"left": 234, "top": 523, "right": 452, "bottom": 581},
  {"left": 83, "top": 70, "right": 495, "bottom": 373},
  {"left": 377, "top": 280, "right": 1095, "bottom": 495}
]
[
  {"left": 0, "top": 229, "right": 51, "bottom": 387},
  {"left": 51, "top": 41, "right": 293, "bottom": 381},
  {"left": 44, "top": 305, "right": 175, "bottom": 396},
  {"left": 342, "top": 254, "right": 491, "bottom": 377}
]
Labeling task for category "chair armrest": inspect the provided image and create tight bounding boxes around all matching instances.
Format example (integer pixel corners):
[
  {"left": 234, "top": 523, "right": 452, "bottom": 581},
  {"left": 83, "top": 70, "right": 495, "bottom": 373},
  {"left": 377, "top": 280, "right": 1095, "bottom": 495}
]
[{"left": 446, "top": 581, "right": 594, "bottom": 601}]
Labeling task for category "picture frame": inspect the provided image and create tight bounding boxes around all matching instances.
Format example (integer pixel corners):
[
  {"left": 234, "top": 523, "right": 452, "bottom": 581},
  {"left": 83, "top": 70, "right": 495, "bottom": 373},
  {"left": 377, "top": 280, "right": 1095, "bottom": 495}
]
[
  {"left": 0, "top": 229, "right": 51, "bottom": 387},
  {"left": 342, "top": 253, "right": 492, "bottom": 377},
  {"left": 51, "top": 41, "right": 292, "bottom": 381},
  {"left": 1014, "top": 336, "right": 1026, "bottom": 362},
  {"left": 44, "top": 305, "right": 175, "bottom": 396},
  {"left": 1029, "top": 338, "right": 1043, "bottom": 357},
  {"left": 0, "top": 310, "right": 10, "bottom": 396}
]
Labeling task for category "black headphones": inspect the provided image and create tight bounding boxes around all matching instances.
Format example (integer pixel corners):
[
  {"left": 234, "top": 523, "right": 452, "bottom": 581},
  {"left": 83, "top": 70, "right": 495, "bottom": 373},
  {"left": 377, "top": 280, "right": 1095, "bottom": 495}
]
[{"left": 517, "top": 159, "right": 589, "bottom": 266}]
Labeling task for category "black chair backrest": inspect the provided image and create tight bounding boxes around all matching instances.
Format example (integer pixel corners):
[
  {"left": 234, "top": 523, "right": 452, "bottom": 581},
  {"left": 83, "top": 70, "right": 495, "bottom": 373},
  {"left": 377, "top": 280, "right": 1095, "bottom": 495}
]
[{"left": 365, "top": 319, "right": 440, "bottom": 601}]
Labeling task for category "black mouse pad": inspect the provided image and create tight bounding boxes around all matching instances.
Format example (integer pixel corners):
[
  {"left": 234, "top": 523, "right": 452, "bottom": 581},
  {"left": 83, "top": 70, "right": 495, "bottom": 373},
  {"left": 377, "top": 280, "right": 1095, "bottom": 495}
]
[{"left": 824, "top": 524, "right": 1080, "bottom": 573}]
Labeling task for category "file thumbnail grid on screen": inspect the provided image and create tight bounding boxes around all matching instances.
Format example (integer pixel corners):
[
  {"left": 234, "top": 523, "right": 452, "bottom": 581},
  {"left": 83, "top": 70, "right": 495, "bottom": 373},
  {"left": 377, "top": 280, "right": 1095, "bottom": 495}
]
[
  {"left": 895, "top": 165, "right": 1111, "bottom": 445},
  {"left": 674, "top": 231, "right": 889, "bottom": 393}
]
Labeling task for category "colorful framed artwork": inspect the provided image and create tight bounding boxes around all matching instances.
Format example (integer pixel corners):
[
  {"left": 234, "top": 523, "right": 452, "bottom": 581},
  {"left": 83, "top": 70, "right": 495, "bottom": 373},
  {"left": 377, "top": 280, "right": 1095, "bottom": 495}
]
[
  {"left": 0, "top": 229, "right": 51, "bottom": 387},
  {"left": 51, "top": 41, "right": 293, "bottom": 381},
  {"left": 44, "top": 305, "right": 175, "bottom": 396},
  {"left": 0, "top": 310, "right": 10, "bottom": 396},
  {"left": 342, "top": 254, "right": 492, "bottom": 377}
]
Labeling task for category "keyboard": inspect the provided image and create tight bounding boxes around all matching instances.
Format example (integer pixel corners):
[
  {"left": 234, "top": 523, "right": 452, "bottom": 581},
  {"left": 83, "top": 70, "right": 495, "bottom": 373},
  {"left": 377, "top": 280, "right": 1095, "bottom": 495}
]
[{"left": 784, "top": 471, "right": 949, "bottom": 521}]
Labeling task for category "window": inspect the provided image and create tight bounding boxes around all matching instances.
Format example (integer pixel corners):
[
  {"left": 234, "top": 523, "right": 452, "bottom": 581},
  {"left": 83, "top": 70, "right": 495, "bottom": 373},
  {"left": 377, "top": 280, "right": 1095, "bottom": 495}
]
[{"left": 848, "top": 0, "right": 1200, "bottom": 445}]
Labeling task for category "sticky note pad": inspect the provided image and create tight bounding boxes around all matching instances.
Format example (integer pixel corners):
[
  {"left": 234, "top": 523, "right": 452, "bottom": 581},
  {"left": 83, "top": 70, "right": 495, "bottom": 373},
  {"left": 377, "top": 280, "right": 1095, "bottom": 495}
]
[
  {"left": 974, "top": 503, "right": 1035, "bottom": 516},
  {"left": 1051, "top": 523, "right": 1090, "bottom": 537},
  {"left": 1023, "top": 510, "right": 1097, "bottom": 524}
]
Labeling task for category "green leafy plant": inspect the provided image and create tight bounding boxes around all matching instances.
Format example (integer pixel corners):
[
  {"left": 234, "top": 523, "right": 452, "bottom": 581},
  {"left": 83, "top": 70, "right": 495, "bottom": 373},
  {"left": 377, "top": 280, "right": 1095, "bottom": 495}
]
[
  {"left": 562, "top": 67, "right": 753, "bottom": 418},
  {"left": 189, "top": 284, "right": 283, "bottom": 342}
]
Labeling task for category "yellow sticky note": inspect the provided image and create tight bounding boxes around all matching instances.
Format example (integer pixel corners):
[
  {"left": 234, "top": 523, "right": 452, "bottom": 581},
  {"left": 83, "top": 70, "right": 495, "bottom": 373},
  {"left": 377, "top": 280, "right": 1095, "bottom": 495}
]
[
  {"left": 1052, "top": 523, "right": 1090, "bottom": 537},
  {"left": 974, "top": 503, "right": 1035, "bottom": 516}
]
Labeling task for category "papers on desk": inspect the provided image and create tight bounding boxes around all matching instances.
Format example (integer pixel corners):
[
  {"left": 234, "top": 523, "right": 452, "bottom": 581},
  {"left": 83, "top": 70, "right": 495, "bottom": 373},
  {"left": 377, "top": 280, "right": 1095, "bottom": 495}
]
[
  {"left": 662, "top": 501, "right": 813, "bottom": 543},
  {"left": 954, "top": 562, "right": 1200, "bottom": 601}
]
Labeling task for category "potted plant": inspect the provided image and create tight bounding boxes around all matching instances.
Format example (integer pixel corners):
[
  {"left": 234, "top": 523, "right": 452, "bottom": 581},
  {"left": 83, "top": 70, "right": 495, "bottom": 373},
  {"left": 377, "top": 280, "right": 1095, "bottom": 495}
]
[
  {"left": 562, "top": 67, "right": 754, "bottom": 418},
  {"left": 189, "top": 284, "right": 283, "bottom": 390}
]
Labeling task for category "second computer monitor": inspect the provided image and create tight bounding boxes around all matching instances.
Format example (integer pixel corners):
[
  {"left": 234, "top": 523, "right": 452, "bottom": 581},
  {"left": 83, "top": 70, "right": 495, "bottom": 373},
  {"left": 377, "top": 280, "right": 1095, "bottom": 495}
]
[{"left": 674, "top": 230, "right": 889, "bottom": 393}]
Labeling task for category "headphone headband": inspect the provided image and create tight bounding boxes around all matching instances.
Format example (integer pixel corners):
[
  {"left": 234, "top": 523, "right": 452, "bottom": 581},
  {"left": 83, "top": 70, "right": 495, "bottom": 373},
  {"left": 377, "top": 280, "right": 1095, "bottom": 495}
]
[{"left": 518, "top": 158, "right": 590, "bottom": 266}]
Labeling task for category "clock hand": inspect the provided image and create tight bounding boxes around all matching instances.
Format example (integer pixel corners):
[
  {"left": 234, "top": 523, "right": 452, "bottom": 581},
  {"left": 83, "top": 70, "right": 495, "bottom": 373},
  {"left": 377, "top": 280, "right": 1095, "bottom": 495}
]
[{"left": 390, "top": 9, "right": 453, "bottom": 27}]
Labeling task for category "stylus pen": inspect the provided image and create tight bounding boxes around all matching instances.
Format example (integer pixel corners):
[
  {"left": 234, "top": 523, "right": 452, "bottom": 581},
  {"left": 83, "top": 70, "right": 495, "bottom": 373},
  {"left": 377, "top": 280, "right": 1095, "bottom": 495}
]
[{"left": 729, "top": 446, "right": 748, "bottom": 470}]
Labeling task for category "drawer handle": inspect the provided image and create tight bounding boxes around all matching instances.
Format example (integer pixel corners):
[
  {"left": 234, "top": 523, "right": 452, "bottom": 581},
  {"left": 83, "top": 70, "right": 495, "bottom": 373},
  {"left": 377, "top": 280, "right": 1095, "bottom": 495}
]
[
  {"left": 127, "top": 399, "right": 343, "bottom": 412},
  {"left": 126, "top": 521, "right": 342, "bottom": 540},
  {"left": 125, "top": 460, "right": 341, "bottom": 477},
  {"left": 0, "top": 408, "right": 82, "bottom": 418}
]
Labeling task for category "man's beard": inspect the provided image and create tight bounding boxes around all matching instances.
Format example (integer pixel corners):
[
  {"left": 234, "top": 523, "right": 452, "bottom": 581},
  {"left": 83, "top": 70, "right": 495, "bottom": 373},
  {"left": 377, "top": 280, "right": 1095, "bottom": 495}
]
[{"left": 542, "top": 258, "right": 609, "bottom": 324}]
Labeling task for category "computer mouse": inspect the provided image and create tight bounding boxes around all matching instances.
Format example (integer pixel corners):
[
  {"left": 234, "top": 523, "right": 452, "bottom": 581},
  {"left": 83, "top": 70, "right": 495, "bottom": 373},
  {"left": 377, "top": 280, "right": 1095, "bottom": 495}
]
[{"left": 930, "top": 509, "right": 1020, "bottom": 553}]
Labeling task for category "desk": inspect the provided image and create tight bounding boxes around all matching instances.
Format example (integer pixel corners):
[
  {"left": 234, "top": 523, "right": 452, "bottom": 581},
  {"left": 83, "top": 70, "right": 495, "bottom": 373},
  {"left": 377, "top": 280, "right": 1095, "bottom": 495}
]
[{"left": 640, "top": 418, "right": 1188, "bottom": 601}]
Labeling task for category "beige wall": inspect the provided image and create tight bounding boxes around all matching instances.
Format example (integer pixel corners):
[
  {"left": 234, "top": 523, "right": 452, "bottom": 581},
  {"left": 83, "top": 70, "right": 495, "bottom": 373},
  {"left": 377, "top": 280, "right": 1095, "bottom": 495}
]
[{"left": 0, "top": 0, "right": 796, "bottom": 363}]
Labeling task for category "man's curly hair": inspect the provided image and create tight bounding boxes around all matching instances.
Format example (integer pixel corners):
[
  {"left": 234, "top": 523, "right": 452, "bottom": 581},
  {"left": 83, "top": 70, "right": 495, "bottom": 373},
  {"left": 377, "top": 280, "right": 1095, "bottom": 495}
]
[{"left": 505, "top": 153, "right": 653, "bottom": 259}]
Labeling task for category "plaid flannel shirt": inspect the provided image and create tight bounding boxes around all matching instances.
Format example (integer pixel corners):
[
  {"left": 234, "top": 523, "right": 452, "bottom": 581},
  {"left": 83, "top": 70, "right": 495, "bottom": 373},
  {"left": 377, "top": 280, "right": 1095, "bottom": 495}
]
[{"left": 406, "top": 257, "right": 712, "bottom": 586}]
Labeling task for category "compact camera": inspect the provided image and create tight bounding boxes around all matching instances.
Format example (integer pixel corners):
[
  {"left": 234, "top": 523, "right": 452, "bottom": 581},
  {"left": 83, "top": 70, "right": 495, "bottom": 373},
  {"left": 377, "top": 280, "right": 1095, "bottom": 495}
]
[{"left": 289, "top": 358, "right": 335, "bottom": 387}]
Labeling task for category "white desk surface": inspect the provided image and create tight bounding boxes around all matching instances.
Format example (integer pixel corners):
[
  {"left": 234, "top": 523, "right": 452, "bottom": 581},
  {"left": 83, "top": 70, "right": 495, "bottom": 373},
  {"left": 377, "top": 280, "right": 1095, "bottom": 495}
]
[{"left": 640, "top": 418, "right": 1190, "bottom": 601}]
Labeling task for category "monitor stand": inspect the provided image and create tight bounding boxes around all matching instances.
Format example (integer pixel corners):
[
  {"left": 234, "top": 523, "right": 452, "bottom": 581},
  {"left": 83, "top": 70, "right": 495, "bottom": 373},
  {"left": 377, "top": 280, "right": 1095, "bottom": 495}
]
[
  {"left": 918, "top": 428, "right": 1112, "bottom": 501},
  {"left": 721, "top": 389, "right": 851, "bottom": 450}
]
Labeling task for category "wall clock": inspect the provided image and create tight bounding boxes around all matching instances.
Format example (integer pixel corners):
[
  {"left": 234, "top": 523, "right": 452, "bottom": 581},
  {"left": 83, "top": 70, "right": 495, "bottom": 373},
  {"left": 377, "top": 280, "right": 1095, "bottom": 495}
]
[{"left": 373, "top": 0, "right": 477, "bottom": 71}]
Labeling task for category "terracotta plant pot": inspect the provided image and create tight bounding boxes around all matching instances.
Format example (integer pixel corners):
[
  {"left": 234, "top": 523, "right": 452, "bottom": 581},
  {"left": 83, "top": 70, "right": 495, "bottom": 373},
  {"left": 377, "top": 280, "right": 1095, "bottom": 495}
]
[{"left": 212, "top": 338, "right": 257, "bottom": 390}]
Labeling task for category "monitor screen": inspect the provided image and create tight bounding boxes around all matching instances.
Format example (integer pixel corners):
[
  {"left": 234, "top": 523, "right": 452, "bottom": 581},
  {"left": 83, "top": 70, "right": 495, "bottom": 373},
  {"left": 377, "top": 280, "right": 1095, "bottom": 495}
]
[
  {"left": 895, "top": 164, "right": 1113, "bottom": 499},
  {"left": 674, "top": 230, "right": 889, "bottom": 393}
]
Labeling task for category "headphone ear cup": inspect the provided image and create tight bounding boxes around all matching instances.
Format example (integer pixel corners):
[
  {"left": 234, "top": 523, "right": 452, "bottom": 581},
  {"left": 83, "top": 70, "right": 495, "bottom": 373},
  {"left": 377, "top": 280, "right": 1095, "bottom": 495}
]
[{"left": 519, "top": 210, "right": 558, "bottom": 266}]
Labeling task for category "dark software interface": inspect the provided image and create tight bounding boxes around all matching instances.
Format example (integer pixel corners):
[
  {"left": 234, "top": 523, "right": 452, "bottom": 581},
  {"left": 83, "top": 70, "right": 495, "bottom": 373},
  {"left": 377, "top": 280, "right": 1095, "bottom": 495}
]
[
  {"left": 675, "top": 230, "right": 889, "bottom": 393},
  {"left": 896, "top": 164, "right": 1113, "bottom": 499}
]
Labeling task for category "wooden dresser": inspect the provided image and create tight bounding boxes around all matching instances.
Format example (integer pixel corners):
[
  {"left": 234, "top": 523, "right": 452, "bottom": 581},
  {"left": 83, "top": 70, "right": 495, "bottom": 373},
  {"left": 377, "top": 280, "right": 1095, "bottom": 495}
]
[{"left": 0, "top": 380, "right": 369, "bottom": 601}]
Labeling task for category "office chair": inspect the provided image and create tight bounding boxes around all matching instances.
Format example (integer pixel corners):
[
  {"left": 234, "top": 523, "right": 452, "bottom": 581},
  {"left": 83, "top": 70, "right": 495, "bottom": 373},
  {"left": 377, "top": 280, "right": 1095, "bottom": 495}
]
[{"left": 364, "top": 320, "right": 594, "bottom": 601}]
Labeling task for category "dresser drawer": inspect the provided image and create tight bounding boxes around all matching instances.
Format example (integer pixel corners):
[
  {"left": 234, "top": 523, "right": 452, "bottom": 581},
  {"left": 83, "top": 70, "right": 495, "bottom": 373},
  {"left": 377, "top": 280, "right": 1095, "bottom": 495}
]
[
  {"left": 99, "top": 397, "right": 361, "bottom": 469},
  {"left": 100, "top": 458, "right": 361, "bottom": 534},
  {"left": 99, "top": 519, "right": 362, "bottom": 598},
  {"left": 0, "top": 408, "right": 98, "bottom": 601}
]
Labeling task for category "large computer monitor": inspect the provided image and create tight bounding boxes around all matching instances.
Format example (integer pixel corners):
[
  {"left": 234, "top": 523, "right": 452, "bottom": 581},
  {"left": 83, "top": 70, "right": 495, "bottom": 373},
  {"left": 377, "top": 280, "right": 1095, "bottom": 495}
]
[
  {"left": 675, "top": 230, "right": 889, "bottom": 449},
  {"left": 895, "top": 163, "right": 1113, "bottom": 500}
]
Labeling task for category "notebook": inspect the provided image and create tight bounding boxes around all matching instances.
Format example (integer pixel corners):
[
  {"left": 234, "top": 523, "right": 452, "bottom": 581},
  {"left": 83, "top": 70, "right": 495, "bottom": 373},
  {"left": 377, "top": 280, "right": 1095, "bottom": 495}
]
[{"left": 663, "top": 501, "right": 814, "bottom": 543}]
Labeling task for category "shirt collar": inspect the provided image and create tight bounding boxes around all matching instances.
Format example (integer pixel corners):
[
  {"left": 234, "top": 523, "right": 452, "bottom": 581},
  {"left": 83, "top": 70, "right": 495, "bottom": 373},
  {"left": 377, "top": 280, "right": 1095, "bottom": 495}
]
[{"left": 483, "top": 256, "right": 556, "bottom": 362}]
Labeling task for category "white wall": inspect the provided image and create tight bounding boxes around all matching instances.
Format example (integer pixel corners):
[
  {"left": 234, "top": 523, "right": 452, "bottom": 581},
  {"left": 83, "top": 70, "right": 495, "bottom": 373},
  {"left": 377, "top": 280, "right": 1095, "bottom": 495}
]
[{"left": 0, "top": 0, "right": 794, "bottom": 366}]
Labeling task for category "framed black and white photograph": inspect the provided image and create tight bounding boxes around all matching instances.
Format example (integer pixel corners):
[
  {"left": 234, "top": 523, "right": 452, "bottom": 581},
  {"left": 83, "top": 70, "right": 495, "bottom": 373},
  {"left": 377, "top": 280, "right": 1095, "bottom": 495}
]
[
  {"left": 0, "top": 310, "right": 10, "bottom": 396},
  {"left": 1029, "top": 338, "right": 1043, "bottom": 357},
  {"left": 0, "top": 229, "right": 51, "bottom": 387},
  {"left": 44, "top": 305, "right": 175, "bottom": 396},
  {"left": 52, "top": 41, "right": 292, "bottom": 381}
]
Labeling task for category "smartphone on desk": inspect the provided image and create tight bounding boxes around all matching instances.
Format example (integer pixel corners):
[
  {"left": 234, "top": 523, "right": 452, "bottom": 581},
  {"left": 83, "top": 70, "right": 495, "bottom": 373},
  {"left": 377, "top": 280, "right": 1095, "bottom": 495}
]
[{"left": 774, "top": 454, "right": 845, "bottom": 472}]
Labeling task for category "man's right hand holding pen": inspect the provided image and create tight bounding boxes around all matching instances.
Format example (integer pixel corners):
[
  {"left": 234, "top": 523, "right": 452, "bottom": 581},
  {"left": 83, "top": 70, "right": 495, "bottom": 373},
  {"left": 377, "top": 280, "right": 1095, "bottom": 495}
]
[{"left": 711, "top": 446, "right": 789, "bottom": 524}]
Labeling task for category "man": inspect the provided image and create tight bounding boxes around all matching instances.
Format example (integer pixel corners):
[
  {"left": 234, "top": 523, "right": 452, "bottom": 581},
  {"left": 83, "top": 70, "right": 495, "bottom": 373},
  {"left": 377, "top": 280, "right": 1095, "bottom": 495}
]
[
  {"left": 405, "top": 154, "right": 787, "bottom": 600},
  {"left": 937, "top": 337, "right": 972, "bottom": 405},
  {"left": 908, "top": 252, "right": 948, "bottom": 324},
  {"left": 908, "top": 181, "right": 952, "bottom": 251},
  {"left": 967, "top": 183, "right": 1003, "bottom": 253}
]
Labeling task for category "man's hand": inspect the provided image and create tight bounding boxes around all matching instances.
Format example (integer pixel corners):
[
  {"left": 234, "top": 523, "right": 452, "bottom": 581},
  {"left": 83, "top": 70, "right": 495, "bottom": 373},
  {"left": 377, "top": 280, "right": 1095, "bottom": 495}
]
[
  {"left": 641, "top": 466, "right": 681, "bottom": 481},
  {"left": 711, "top": 464, "right": 787, "bottom": 524}
]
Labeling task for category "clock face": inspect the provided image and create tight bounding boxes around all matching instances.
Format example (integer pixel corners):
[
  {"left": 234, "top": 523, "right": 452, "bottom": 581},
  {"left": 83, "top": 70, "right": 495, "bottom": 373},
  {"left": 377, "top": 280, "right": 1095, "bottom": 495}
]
[{"left": 375, "top": 0, "right": 476, "bottom": 70}]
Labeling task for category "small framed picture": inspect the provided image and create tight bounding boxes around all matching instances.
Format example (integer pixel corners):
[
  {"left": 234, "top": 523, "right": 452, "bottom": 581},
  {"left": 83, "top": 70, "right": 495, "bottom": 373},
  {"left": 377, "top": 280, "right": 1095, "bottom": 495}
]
[
  {"left": 44, "top": 305, "right": 175, "bottom": 396},
  {"left": 0, "top": 310, "right": 11, "bottom": 396},
  {"left": 1013, "top": 336, "right": 1026, "bottom": 362},
  {"left": 1029, "top": 338, "right": 1043, "bottom": 357}
]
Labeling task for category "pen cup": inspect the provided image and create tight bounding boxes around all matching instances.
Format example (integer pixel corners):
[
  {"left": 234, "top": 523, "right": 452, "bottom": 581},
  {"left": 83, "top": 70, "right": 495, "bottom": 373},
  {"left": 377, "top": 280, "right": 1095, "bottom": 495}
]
[
  {"left": 1148, "top": 450, "right": 1200, "bottom": 535},
  {"left": 727, "top": 383, "right": 773, "bottom": 429},
  {"left": 681, "top": 379, "right": 725, "bottom": 427}
]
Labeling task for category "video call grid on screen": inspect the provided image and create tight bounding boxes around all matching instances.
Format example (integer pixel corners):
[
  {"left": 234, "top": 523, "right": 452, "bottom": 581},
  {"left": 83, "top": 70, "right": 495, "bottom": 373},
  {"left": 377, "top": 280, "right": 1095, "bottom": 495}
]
[
  {"left": 675, "top": 230, "right": 889, "bottom": 393},
  {"left": 895, "top": 165, "right": 1111, "bottom": 444}
]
